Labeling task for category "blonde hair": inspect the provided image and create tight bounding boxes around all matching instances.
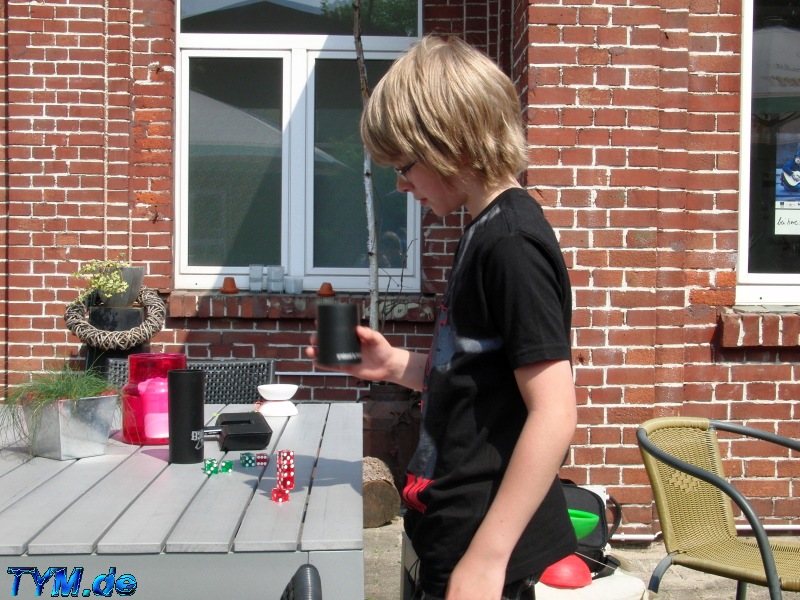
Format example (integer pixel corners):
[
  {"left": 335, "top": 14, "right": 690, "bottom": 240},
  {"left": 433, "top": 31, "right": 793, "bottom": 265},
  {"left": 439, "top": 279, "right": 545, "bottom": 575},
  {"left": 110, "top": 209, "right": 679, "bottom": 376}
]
[{"left": 360, "top": 35, "right": 527, "bottom": 188}]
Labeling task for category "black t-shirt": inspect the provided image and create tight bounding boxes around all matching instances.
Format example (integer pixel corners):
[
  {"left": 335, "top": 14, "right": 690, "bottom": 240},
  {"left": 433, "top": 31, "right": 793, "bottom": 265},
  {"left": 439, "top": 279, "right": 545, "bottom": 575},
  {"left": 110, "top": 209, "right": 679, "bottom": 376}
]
[{"left": 403, "top": 187, "right": 577, "bottom": 597}]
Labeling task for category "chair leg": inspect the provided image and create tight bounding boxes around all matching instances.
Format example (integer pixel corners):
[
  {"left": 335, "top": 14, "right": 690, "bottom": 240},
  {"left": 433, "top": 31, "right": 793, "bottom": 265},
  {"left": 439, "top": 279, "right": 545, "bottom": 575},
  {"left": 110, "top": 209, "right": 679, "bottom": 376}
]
[
  {"left": 280, "top": 564, "right": 322, "bottom": 600},
  {"left": 735, "top": 580, "right": 748, "bottom": 600},
  {"left": 648, "top": 553, "right": 676, "bottom": 593}
]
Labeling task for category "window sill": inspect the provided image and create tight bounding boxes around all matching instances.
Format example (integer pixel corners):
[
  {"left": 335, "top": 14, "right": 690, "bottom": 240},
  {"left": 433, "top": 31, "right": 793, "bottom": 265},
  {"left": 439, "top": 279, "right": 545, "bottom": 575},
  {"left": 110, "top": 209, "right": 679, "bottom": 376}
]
[
  {"left": 167, "top": 290, "right": 438, "bottom": 322},
  {"left": 718, "top": 306, "right": 800, "bottom": 348}
]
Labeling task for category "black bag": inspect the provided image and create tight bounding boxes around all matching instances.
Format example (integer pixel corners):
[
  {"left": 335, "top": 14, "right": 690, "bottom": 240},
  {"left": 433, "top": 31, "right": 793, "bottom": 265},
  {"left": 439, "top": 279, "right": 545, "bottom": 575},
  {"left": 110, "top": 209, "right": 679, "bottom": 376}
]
[{"left": 560, "top": 479, "right": 622, "bottom": 579}]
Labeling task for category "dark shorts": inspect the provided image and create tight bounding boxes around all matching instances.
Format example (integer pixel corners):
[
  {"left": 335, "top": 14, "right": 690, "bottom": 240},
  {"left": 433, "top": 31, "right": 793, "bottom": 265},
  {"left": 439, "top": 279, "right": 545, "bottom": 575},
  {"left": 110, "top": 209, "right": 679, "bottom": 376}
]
[{"left": 412, "top": 575, "right": 537, "bottom": 600}]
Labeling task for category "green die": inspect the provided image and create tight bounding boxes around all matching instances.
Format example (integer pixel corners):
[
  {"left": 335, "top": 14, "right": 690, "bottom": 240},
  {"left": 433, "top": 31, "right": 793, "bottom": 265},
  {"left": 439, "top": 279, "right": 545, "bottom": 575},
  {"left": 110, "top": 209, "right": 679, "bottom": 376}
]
[
  {"left": 241, "top": 453, "right": 256, "bottom": 467},
  {"left": 203, "top": 459, "right": 219, "bottom": 475},
  {"left": 219, "top": 460, "right": 233, "bottom": 473}
]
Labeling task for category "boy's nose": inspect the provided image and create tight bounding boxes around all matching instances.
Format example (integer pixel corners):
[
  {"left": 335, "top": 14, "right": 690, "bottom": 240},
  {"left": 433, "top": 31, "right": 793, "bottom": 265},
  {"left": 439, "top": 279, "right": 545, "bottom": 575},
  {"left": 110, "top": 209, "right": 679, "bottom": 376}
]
[{"left": 396, "top": 175, "right": 412, "bottom": 193}]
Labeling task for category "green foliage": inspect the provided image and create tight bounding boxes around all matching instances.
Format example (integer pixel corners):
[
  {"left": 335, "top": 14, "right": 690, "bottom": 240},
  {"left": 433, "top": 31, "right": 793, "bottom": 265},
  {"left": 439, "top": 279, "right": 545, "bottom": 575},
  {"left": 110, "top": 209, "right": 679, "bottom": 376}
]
[
  {"left": 73, "top": 255, "right": 131, "bottom": 302},
  {"left": 320, "top": 0, "right": 417, "bottom": 37},
  {"left": 1, "top": 366, "right": 119, "bottom": 450},
  {"left": 9, "top": 367, "right": 118, "bottom": 407}
]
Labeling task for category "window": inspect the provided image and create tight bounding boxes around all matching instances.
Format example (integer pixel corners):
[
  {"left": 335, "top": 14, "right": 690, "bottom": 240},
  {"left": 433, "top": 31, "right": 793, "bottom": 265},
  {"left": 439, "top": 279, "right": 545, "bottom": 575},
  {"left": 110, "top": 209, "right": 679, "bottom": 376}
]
[
  {"left": 175, "top": 0, "right": 421, "bottom": 292},
  {"left": 739, "top": 0, "right": 800, "bottom": 303}
]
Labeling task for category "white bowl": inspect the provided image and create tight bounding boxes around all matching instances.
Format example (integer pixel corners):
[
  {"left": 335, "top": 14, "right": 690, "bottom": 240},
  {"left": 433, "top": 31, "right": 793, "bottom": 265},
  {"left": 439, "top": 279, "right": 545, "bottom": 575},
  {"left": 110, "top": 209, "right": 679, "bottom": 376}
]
[
  {"left": 258, "top": 384, "right": 299, "bottom": 401},
  {"left": 258, "top": 400, "right": 298, "bottom": 417}
]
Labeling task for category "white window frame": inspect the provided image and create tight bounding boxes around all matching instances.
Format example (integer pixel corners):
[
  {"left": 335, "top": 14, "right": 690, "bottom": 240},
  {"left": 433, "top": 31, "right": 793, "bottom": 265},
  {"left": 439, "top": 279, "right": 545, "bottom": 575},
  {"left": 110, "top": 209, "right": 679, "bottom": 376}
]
[
  {"left": 300, "top": 49, "right": 421, "bottom": 292},
  {"left": 174, "top": 31, "right": 421, "bottom": 292},
  {"left": 737, "top": 1, "right": 800, "bottom": 304}
]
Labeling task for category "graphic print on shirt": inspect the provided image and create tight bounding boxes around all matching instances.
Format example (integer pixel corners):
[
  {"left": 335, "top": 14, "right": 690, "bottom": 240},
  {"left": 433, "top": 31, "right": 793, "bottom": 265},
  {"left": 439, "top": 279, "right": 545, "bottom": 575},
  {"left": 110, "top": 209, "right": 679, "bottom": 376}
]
[
  {"left": 402, "top": 304, "right": 450, "bottom": 513},
  {"left": 402, "top": 204, "right": 506, "bottom": 514}
]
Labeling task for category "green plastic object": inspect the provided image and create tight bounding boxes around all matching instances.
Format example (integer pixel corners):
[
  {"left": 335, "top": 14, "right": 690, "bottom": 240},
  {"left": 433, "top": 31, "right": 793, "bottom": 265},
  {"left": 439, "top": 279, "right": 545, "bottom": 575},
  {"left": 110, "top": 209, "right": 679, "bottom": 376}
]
[{"left": 568, "top": 508, "right": 600, "bottom": 540}]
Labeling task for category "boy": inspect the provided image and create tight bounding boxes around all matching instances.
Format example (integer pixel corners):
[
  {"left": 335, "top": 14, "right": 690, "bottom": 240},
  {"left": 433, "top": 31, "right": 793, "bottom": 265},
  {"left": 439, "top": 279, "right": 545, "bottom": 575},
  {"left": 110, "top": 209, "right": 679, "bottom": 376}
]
[{"left": 308, "top": 35, "right": 577, "bottom": 600}]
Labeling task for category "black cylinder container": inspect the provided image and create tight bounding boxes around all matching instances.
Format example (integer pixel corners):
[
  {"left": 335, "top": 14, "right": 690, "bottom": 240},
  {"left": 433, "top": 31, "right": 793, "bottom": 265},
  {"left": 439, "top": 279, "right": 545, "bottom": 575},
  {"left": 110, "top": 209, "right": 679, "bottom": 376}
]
[
  {"left": 167, "top": 369, "right": 206, "bottom": 464},
  {"left": 316, "top": 303, "right": 362, "bottom": 366}
]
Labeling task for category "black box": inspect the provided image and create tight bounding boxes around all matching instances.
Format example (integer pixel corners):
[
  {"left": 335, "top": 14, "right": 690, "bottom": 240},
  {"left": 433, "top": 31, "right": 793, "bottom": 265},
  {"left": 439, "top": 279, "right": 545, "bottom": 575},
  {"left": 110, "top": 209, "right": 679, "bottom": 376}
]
[{"left": 207, "top": 412, "right": 273, "bottom": 451}]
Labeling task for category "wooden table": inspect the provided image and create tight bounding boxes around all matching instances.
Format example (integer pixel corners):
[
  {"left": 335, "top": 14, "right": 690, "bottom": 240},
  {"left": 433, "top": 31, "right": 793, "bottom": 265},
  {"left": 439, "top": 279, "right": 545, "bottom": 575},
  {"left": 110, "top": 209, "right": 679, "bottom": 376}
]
[{"left": 0, "top": 402, "right": 363, "bottom": 599}]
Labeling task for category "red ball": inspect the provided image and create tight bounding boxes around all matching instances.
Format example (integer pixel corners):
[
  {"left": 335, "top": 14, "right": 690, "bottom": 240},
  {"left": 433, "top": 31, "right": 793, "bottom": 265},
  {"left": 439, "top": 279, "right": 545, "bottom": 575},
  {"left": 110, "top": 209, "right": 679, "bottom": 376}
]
[{"left": 539, "top": 554, "right": 592, "bottom": 589}]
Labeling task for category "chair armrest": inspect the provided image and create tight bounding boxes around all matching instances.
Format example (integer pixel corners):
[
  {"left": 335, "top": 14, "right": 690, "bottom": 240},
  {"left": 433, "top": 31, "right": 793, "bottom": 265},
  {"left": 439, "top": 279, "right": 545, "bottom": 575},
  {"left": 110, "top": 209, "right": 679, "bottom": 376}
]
[
  {"left": 636, "top": 427, "right": 783, "bottom": 600},
  {"left": 710, "top": 419, "right": 800, "bottom": 453}
]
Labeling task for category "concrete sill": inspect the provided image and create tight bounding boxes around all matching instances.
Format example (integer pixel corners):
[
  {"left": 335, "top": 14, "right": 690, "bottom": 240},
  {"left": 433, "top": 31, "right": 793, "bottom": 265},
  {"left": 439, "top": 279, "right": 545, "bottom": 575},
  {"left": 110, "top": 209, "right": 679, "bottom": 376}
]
[{"left": 167, "top": 290, "right": 437, "bottom": 323}]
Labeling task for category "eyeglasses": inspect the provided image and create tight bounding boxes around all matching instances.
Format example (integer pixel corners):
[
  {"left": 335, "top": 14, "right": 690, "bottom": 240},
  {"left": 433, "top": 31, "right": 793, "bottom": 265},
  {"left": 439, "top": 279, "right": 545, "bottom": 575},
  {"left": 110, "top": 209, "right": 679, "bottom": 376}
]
[{"left": 394, "top": 160, "right": 417, "bottom": 181}]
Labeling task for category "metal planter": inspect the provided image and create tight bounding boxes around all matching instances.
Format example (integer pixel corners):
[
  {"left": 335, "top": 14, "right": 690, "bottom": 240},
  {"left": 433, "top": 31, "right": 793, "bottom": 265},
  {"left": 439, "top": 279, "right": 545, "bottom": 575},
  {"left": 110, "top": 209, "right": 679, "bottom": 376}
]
[
  {"left": 22, "top": 394, "right": 119, "bottom": 460},
  {"left": 99, "top": 266, "right": 145, "bottom": 308}
]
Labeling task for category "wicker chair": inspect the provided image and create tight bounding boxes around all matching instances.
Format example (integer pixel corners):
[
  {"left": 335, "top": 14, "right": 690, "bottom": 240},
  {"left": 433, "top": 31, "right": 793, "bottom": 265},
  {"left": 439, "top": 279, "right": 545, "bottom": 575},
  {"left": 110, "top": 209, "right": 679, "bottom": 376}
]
[
  {"left": 106, "top": 357, "right": 275, "bottom": 404},
  {"left": 637, "top": 417, "right": 800, "bottom": 600}
]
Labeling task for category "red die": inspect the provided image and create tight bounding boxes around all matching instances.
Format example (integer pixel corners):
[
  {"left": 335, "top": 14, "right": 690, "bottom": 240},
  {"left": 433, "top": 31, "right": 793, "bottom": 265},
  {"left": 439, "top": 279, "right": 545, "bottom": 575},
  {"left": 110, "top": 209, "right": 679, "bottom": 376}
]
[
  {"left": 278, "top": 474, "right": 295, "bottom": 490},
  {"left": 256, "top": 453, "right": 268, "bottom": 466},
  {"left": 271, "top": 487, "right": 289, "bottom": 503}
]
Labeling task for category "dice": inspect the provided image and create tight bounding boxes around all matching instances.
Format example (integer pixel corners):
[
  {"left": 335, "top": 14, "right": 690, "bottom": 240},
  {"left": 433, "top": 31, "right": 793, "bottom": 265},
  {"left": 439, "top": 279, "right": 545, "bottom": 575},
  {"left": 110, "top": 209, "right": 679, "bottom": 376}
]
[
  {"left": 241, "top": 453, "right": 268, "bottom": 468},
  {"left": 271, "top": 487, "right": 289, "bottom": 503},
  {"left": 278, "top": 473, "right": 295, "bottom": 490},
  {"left": 203, "top": 458, "right": 233, "bottom": 475},
  {"left": 271, "top": 448, "right": 296, "bottom": 502}
]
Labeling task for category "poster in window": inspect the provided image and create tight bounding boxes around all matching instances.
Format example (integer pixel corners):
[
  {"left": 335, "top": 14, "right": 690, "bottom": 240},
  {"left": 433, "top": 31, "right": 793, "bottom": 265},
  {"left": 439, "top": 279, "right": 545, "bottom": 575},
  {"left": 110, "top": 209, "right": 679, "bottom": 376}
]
[
  {"left": 755, "top": 25, "right": 800, "bottom": 235},
  {"left": 775, "top": 134, "right": 800, "bottom": 235}
]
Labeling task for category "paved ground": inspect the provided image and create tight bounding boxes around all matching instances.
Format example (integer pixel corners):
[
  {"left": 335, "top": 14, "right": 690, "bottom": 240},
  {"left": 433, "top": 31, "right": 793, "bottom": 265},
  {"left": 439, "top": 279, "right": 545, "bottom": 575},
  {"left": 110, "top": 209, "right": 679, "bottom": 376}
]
[{"left": 364, "top": 517, "right": 800, "bottom": 600}]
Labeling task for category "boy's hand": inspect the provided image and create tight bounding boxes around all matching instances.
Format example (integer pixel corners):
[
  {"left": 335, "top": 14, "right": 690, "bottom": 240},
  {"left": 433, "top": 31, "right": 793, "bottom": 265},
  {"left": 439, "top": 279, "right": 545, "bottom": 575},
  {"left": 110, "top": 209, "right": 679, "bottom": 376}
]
[
  {"left": 445, "top": 554, "right": 506, "bottom": 600},
  {"left": 306, "top": 325, "right": 398, "bottom": 382}
]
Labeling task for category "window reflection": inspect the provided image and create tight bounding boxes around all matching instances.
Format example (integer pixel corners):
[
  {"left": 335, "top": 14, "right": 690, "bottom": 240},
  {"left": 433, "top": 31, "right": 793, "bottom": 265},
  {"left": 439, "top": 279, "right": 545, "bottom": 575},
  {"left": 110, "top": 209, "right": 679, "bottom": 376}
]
[
  {"left": 181, "top": 0, "right": 417, "bottom": 36},
  {"left": 749, "top": 1, "right": 800, "bottom": 273},
  {"left": 313, "top": 59, "right": 407, "bottom": 269},
  {"left": 188, "top": 58, "right": 282, "bottom": 268}
]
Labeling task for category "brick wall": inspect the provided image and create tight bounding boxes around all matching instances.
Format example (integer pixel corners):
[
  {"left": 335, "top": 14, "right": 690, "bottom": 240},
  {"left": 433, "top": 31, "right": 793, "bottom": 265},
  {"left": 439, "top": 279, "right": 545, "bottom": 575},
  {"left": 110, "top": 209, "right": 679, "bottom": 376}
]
[
  {"left": 1, "top": 0, "right": 798, "bottom": 534},
  {"left": 0, "top": 0, "right": 8, "bottom": 374},
  {"left": 525, "top": 0, "right": 799, "bottom": 532},
  {"left": 2, "top": 0, "right": 175, "bottom": 377}
]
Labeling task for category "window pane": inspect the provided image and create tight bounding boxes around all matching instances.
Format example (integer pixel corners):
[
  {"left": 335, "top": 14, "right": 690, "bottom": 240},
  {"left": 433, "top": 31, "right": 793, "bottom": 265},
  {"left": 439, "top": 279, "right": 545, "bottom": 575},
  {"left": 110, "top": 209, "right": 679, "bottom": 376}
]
[
  {"left": 748, "top": 1, "right": 800, "bottom": 274},
  {"left": 188, "top": 57, "right": 282, "bottom": 267},
  {"left": 181, "top": 0, "right": 417, "bottom": 36},
  {"left": 312, "top": 59, "right": 407, "bottom": 269}
]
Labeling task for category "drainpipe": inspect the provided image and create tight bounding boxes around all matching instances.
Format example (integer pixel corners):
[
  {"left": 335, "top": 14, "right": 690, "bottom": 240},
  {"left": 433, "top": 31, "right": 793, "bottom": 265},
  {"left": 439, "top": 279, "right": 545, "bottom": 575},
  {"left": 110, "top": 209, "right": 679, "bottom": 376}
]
[
  {"left": 610, "top": 532, "right": 662, "bottom": 543},
  {"left": 736, "top": 524, "right": 800, "bottom": 535},
  {"left": 610, "top": 524, "right": 800, "bottom": 545}
]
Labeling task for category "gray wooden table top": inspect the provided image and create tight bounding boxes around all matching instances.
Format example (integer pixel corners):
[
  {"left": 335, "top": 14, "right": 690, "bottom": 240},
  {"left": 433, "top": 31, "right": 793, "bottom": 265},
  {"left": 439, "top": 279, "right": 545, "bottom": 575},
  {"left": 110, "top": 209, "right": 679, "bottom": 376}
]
[{"left": 0, "top": 401, "right": 364, "bottom": 600}]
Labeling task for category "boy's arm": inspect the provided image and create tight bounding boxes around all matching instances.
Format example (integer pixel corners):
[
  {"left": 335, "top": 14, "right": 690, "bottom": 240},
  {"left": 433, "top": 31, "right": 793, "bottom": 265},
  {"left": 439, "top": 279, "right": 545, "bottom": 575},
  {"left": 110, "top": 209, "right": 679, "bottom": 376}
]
[{"left": 445, "top": 359, "right": 577, "bottom": 600}]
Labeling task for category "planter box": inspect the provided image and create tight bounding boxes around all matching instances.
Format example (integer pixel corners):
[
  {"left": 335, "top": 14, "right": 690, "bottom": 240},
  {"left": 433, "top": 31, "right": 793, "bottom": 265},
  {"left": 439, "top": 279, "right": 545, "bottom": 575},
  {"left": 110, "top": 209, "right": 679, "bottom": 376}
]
[
  {"left": 85, "top": 306, "right": 146, "bottom": 371},
  {"left": 89, "top": 306, "right": 144, "bottom": 331},
  {"left": 99, "top": 266, "right": 145, "bottom": 307},
  {"left": 22, "top": 395, "right": 119, "bottom": 460}
]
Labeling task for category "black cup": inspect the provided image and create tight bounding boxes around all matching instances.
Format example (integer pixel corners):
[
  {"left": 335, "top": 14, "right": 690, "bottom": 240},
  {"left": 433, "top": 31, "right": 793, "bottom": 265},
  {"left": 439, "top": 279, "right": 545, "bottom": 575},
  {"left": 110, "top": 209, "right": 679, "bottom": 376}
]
[
  {"left": 316, "top": 303, "right": 362, "bottom": 366},
  {"left": 168, "top": 369, "right": 206, "bottom": 464}
]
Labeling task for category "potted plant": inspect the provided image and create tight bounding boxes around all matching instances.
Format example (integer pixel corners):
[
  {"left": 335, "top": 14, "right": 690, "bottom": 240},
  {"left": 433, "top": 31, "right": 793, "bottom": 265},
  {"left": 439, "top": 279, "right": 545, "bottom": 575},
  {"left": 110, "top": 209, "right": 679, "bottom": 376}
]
[
  {"left": 73, "top": 254, "right": 145, "bottom": 308},
  {"left": 64, "top": 254, "right": 165, "bottom": 371},
  {"left": 4, "top": 365, "right": 120, "bottom": 460}
]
